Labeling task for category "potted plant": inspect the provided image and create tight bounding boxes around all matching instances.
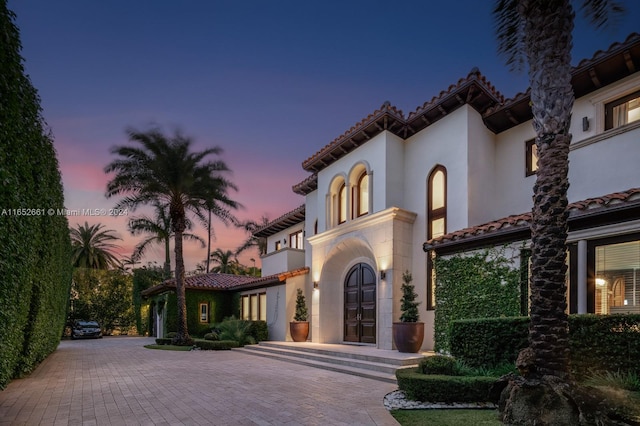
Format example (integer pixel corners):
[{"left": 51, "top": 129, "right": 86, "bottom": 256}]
[
  {"left": 290, "top": 288, "right": 309, "bottom": 342},
  {"left": 392, "top": 270, "right": 424, "bottom": 353}
]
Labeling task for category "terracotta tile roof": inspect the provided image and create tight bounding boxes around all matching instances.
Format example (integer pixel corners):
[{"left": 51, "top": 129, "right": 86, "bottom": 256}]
[
  {"left": 483, "top": 32, "right": 640, "bottom": 132},
  {"left": 297, "top": 33, "right": 640, "bottom": 182},
  {"left": 141, "top": 267, "right": 310, "bottom": 297},
  {"left": 292, "top": 174, "right": 318, "bottom": 195},
  {"left": 406, "top": 68, "right": 504, "bottom": 123},
  {"left": 302, "top": 101, "right": 406, "bottom": 173},
  {"left": 253, "top": 204, "right": 305, "bottom": 238},
  {"left": 423, "top": 188, "right": 640, "bottom": 252}
]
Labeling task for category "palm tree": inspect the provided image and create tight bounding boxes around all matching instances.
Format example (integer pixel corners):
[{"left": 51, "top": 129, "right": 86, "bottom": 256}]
[
  {"left": 104, "top": 127, "right": 239, "bottom": 345},
  {"left": 70, "top": 222, "right": 122, "bottom": 269},
  {"left": 235, "top": 215, "right": 270, "bottom": 257},
  {"left": 493, "top": 0, "right": 624, "bottom": 422},
  {"left": 209, "top": 248, "right": 239, "bottom": 274},
  {"left": 205, "top": 202, "right": 238, "bottom": 273},
  {"left": 128, "top": 202, "right": 205, "bottom": 278}
]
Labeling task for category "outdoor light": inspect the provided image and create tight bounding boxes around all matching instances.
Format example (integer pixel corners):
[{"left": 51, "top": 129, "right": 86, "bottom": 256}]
[
  {"left": 313, "top": 281, "right": 319, "bottom": 290},
  {"left": 596, "top": 278, "right": 607, "bottom": 287},
  {"left": 582, "top": 116, "right": 590, "bottom": 131},
  {"left": 380, "top": 270, "right": 386, "bottom": 280}
]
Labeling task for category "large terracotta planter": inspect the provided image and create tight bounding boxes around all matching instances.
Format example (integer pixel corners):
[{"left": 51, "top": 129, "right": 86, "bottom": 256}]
[
  {"left": 290, "top": 321, "right": 309, "bottom": 342},
  {"left": 392, "top": 322, "right": 424, "bottom": 353}
]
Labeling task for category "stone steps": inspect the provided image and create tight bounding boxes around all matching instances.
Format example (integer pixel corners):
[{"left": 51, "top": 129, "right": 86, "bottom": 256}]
[{"left": 236, "top": 341, "right": 426, "bottom": 384}]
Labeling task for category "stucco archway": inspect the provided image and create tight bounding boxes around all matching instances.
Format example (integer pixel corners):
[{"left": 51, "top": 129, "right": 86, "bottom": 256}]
[{"left": 315, "top": 237, "right": 378, "bottom": 344}]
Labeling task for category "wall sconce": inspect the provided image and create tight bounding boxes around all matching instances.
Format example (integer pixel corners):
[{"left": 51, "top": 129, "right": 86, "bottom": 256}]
[
  {"left": 313, "top": 281, "right": 319, "bottom": 290},
  {"left": 582, "top": 116, "right": 590, "bottom": 132},
  {"left": 380, "top": 270, "right": 386, "bottom": 280}
]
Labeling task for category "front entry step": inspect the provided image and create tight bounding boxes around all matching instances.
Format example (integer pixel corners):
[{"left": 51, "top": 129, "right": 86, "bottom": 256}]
[{"left": 236, "top": 341, "right": 427, "bottom": 384}]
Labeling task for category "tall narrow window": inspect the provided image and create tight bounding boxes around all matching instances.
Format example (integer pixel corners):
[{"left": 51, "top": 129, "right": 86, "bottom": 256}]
[
  {"left": 525, "top": 139, "right": 538, "bottom": 176},
  {"left": 357, "top": 172, "right": 369, "bottom": 217},
  {"left": 199, "top": 303, "right": 209, "bottom": 323},
  {"left": 427, "top": 165, "right": 447, "bottom": 310},
  {"left": 259, "top": 293, "right": 267, "bottom": 321},
  {"left": 428, "top": 166, "right": 446, "bottom": 240},
  {"left": 338, "top": 183, "right": 347, "bottom": 224}
]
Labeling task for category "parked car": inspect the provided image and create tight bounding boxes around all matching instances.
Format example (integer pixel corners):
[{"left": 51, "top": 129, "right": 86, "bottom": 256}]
[{"left": 71, "top": 320, "right": 103, "bottom": 339}]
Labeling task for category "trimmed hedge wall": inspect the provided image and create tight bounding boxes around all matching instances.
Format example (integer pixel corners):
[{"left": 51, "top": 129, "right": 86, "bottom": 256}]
[
  {"left": 396, "top": 368, "right": 496, "bottom": 403},
  {"left": 449, "top": 317, "right": 529, "bottom": 368},
  {"left": 0, "top": 2, "right": 72, "bottom": 389},
  {"left": 450, "top": 314, "right": 640, "bottom": 376}
]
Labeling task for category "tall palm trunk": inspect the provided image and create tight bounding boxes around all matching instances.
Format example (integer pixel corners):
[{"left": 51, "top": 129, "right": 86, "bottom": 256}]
[
  {"left": 523, "top": 0, "right": 574, "bottom": 380},
  {"left": 164, "top": 238, "right": 171, "bottom": 278},
  {"left": 171, "top": 208, "right": 192, "bottom": 345}
]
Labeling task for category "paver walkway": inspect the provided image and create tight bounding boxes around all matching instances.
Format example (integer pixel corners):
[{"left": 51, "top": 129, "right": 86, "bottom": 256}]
[{"left": 0, "top": 337, "right": 399, "bottom": 426}]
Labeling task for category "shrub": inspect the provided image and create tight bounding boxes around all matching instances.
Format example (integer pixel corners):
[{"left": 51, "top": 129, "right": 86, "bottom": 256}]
[
  {"left": 166, "top": 332, "right": 177, "bottom": 339},
  {"left": 217, "top": 317, "right": 256, "bottom": 347},
  {"left": 396, "top": 368, "right": 496, "bottom": 403},
  {"left": 419, "top": 355, "right": 457, "bottom": 375},
  {"left": 247, "top": 320, "right": 268, "bottom": 342},
  {"left": 585, "top": 370, "right": 640, "bottom": 392},
  {"left": 155, "top": 338, "right": 172, "bottom": 345},
  {"left": 195, "top": 340, "right": 239, "bottom": 350},
  {"left": 203, "top": 332, "right": 219, "bottom": 341}
]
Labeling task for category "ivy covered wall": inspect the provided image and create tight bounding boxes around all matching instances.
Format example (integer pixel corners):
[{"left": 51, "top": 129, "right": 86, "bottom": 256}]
[
  {"left": 164, "top": 290, "right": 238, "bottom": 337},
  {"left": 0, "top": 1, "right": 72, "bottom": 389},
  {"left": 433, "top": 248, "right": 521, "bottom": 353}
]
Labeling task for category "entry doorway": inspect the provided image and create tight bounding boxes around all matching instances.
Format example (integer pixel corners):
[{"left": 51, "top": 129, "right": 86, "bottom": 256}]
[{"left": 344, "top": 263, "right": 376, "bottom": 343}]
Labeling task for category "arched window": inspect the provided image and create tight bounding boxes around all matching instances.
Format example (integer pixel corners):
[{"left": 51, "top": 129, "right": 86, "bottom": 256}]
[
  {"left": 338, "top": 183, "right": 347, "bottom": 224},
  {"left": 427, "top": 165, "right": 447, "bottom": 310},
  {"left": 428, "top": 166, "right": 446, "bottom": 239},
  {"left": 356, "top": 172, "right": 369, "bottom": 217}
]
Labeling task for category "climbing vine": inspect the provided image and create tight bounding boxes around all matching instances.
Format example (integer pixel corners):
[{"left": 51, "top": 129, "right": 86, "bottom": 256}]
[{"left": 433, "top": 248, "right": 521, "bottom": 353}]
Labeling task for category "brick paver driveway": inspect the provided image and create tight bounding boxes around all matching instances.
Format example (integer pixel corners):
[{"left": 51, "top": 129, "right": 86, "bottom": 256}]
[{"left": 0, "top": 337, "right": 398, "bottom": 426}]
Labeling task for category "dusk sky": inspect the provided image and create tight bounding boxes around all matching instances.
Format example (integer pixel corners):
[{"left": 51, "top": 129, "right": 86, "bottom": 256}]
[{"left": 9, "top": 1, "right": 640, "bottom": 271}]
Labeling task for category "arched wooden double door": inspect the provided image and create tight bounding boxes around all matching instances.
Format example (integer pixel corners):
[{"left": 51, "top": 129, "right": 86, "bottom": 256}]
[{"left": 344, "top": 263, "right": 376, "bottom": 344}]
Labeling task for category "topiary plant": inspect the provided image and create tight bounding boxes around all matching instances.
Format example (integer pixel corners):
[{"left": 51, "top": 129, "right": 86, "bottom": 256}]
[
  {"left": 399, "top": 270, "right": 420, "bottom": 322},
  {"left": 419, "top": 355, "right": 458, "bottom": 375},
  {"left": 293, "top": 288, "right": 308, "bottom": 321}
]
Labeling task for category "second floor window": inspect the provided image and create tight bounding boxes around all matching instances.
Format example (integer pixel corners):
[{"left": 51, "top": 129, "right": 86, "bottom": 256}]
[
  {"left": 289, "top": 230, "right": 303, "bottom": 249},
  {"left": 356, "top": 172, "right": 369, "bottom": 217},
  {"left": 605, "top": 89, "right": 640, "bottom": 130},
  {"left": 338, "top": 183, "right": 347, "bottom": 224}
]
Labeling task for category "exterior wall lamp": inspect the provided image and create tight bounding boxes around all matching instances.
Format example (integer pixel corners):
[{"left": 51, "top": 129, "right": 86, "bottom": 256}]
[
  {"left": 380, "top": 270, "right": 386, "bottom": 280},
  {"left": 313, "top": 281, "right": 319, "bottom": 289}
]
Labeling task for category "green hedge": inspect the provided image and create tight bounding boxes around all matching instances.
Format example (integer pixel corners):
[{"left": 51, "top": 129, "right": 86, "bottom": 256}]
[
  {"left": 155, "top": 338, "right": 172, "bottom": 345},
  {"left": 449, "top": 314, "right": 640, "bottom": 376},
  {"left": 195, "top": 340, "right": 239, "bottom": 350},
  {"left": 569, "top": 314, "right": 640, "bottom": 375},
  {"left": 0, "top": 2, "right": 72, "bottom": 389},
  {"left": 396, "top": 368, "right": 496, "bottom": 403},
  {"left": 449, "top": 317, "right": 529, "bottom": 368}
]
